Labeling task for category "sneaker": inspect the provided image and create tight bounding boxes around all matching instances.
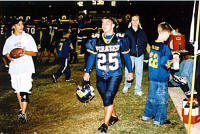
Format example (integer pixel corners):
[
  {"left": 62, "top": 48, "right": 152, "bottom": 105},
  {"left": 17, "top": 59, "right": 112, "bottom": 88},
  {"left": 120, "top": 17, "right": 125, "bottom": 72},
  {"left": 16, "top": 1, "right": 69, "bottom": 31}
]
[
  {"left": 18, "top": 113, "right": 27, "bottom": 123},
  {"left": 109, "top": 116, "right": 119, "bottom": 126},
  {"left": 173, "top": 75, "right": 188, "bottom": 85},
  {"left": 98, "top": 123, "right": 108, "bottom": 133},
  {"left": 135, "top": 91, "right": 144, "bottom": 96},
  {"left": 51, "top": 74, "right": 57, "bottom": 83},
  {"left": 142, "top": 116, "right": 153, "bottom": 121},
  {"left": 185, "top": 90, "right": 197, "bottom": 95},
  {"left": 154, "top": 120, "right": 171, "bottom": 125},
  {"left": 122, "top": 87, "right": 129, "bottom": 94}
]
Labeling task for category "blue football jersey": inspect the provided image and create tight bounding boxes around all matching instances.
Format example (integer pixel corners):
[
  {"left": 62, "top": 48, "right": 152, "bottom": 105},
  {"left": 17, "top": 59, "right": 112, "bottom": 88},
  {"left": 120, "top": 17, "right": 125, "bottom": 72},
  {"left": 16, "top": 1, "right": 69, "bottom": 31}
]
[
  {"left": 148, "top": 42, "right": 173, "bottom": 82},
  {"left": 86, "top": 33, "right": 130, "bottom": 78},
  {"left": 57, "top": 37, "right": 73, "bottom": 58}
]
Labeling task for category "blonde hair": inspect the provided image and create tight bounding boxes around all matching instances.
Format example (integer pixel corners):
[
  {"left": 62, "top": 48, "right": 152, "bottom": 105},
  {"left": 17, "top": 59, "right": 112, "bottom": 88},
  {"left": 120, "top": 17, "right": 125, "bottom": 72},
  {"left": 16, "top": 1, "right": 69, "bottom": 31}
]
[{"left": 158, "top": 22, "right": 173, "bottom": 33}]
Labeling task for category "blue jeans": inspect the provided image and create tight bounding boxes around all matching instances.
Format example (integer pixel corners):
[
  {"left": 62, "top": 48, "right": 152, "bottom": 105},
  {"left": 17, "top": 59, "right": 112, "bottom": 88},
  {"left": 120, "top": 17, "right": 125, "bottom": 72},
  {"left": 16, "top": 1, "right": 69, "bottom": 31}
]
[
  {"left": 143, "top": 81, "right": 168, "bottom": 125},
  {"left": 170, "top": 59, "right": 193, "bottom": 90},
  {"left": 124, "top": 55, "right": 144, "bottom": 93}
]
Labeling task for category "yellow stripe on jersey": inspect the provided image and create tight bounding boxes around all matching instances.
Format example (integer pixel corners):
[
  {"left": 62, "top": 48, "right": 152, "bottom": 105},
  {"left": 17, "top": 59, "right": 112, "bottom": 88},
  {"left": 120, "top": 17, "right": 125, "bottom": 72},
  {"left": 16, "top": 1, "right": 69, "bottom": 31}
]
[
  {"left": 81, "top": 28, "right": 95, "bottom": 31},
  {"left": 70, "top": 43, "right": 74, "bottom": 49},
  {"left": 87, "top": 49, "right": 97, "bottom": 54},
  {"left": 102, "top": 33, "right": 115, "bottom": 44},
  {"left": 152, "top": 45, "right": 160, "bottom": 51},
  {"left": 122, "top": 49, "right": 130, "bottom": 54}
]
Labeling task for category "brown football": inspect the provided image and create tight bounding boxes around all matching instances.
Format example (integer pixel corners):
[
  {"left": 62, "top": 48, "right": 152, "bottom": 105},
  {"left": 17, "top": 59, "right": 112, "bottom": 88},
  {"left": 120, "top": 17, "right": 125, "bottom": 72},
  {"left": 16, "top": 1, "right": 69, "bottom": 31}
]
[{"left": 9, "top": 48, "right": 24, "bottom": 59}]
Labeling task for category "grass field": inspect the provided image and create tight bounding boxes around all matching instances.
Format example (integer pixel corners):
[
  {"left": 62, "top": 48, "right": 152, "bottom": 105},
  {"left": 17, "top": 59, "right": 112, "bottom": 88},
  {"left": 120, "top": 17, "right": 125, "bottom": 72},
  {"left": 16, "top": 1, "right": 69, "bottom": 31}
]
[{"left": 0, "top": 56, "right": 186, "bottom": 134}]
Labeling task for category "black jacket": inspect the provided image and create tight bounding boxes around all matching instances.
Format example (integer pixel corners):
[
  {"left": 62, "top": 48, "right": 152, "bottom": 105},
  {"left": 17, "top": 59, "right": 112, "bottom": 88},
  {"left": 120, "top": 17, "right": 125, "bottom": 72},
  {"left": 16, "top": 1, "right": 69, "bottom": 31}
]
[{"left": 125, "top": 27, "right": 148, "bottom": 57}]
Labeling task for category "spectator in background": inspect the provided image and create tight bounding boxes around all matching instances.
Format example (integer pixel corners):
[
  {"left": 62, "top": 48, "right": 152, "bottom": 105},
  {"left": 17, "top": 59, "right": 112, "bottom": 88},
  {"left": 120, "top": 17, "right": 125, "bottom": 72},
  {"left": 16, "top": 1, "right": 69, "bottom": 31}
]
[
  {"left": 142, "top": 22, "right": 179, "bottom": 125},
  {"left": 122, "top": 14, "right": 148, "bottom": 96},
  {"left": 170, "top": 55, "right": 195, "bottom": 95}
]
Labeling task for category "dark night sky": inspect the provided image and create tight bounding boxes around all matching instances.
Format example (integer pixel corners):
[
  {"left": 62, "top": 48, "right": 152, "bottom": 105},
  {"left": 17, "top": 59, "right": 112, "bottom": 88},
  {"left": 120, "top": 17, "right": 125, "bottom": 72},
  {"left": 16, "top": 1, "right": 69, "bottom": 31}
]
[{"left": 0, "top": 1, "right": 195, "bottom": 49}]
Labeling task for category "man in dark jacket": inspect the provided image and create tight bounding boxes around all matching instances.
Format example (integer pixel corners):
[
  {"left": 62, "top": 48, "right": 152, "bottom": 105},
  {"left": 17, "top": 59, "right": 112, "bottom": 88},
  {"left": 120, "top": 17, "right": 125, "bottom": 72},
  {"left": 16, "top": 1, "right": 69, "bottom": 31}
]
[{"left": 122, "top": 14, "right": 148, "bottom": 96}]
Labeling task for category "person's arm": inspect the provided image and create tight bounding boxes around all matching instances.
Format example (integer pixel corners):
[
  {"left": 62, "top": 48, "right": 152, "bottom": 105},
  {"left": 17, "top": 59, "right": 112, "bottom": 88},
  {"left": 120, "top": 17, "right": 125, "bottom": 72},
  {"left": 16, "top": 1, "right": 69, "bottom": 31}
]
[
  {"left": 83, "top": 53, "right": 95, "bottom": 81},
  {"left": 24, "top": 50, "right": 37, "bottom": 56},
  {"left": 123, "top": 53, "right": 134, "bottom": 81},
  {"left": 23, "top": 34, "right": 38, "bottom": 56},
  {"left": 5, "top": 53, "right": 14, "bottom": 61}
]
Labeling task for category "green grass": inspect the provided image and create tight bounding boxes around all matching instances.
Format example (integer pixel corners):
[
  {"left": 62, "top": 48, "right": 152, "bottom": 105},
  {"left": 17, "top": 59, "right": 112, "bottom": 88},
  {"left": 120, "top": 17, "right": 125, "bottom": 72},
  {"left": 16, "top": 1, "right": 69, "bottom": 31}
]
[{"left": 0, "top": 56, "right": 186, "bottom": 134}]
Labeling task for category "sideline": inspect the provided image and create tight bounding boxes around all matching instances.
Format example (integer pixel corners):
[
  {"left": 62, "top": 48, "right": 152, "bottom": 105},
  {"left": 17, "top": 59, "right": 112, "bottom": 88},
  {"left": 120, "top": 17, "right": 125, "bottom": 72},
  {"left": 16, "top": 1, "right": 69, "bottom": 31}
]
[{"left": 169, "top": 87, "right": 200, "bottom": 134}]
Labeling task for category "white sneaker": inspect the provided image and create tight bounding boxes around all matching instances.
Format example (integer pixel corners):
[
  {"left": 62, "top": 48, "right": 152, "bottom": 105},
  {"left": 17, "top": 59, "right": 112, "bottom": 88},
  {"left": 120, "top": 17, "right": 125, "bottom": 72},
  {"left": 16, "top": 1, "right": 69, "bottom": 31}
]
[
  {"left": 135, "top": 91, "right": 144, "bottom": 96},
  {"left": 185, "top": 90, "right": 197, "bottom": 95},
  {"left": 173, "top": 75, "right": 188, "bottom": 85},
  {"left": 122, "top": 87, "right": 129, "bottom": 94}
]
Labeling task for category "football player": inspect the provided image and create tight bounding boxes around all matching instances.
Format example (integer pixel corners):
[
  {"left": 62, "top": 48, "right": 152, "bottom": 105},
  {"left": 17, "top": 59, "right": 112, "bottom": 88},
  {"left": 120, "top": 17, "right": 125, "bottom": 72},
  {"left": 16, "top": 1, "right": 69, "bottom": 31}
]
[
  {"left": 51, "top": 29, "right": 73, "bottom": 83},
  {"left": 38, "top": 17, "right": 51, "bottom": 63},
  {"left": 68, "top": 17, "right": 79, "bottom": 64},
  {"left": 77, "top": 16, "right": 96, "bottom": 67},
  {"left": 83, "top": 17, "right": 133, "bottom": 133},
  {"left": 0, "top": 18, "right": 9, "bottom": 71}
]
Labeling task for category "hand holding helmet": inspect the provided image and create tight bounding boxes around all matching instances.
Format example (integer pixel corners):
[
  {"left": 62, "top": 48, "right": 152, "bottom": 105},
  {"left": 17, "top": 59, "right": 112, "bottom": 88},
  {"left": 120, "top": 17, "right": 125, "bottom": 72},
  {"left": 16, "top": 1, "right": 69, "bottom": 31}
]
[{"left": 76, "top": 80, "right": 95, "bottom": 103}]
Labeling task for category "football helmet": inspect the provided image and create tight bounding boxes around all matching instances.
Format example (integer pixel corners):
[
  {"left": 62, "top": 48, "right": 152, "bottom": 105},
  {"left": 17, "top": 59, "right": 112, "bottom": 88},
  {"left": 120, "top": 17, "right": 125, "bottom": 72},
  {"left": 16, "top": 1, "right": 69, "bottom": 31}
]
[{"left": 76, "top": 80, "right": 95, "bottom": 103}]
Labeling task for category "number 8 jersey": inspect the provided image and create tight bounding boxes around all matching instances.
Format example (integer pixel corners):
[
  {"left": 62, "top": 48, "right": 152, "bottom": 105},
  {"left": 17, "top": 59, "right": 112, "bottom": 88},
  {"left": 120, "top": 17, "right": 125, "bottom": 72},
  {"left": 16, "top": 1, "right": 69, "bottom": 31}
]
[
  {"left": 148, "top": 42, "right": 173, "bottom": 82},
  {"left": 86, "top": 33, "right": 131, "bottom": 78}
]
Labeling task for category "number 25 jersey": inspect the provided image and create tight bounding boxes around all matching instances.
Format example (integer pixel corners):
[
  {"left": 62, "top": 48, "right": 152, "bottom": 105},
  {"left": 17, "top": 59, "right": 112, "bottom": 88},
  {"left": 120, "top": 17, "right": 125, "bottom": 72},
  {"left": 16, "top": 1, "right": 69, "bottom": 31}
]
[
  {"left": 86, "top": 33, "right": 130, "bottom": 78},
  {"left": 148, "top": 42, "right": 173, "bottom": 82}
]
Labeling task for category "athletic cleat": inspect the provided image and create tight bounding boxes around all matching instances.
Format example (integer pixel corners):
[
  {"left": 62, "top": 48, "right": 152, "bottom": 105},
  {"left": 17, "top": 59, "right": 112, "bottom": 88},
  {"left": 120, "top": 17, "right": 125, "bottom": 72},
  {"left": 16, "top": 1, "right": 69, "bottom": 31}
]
[
  {"left": 51, "top": 74, "right": 57, "bottom": 83},
  {"left": 109, "top": 116, "right": 119, "bottom": 126},
  {"left": 18, "top": 113, "right": 27, "bottom": 124},
  {"left": 18, "top": 109, "right": 22, "bottom": 115},
  {"left": 98, "top": 123, "right": 108, "bottom": 133},
  {"left": 66, "top": 79, "right": 73, "bottom": 82},
  {"left": 173, "top": 75, "right": 188, "bottom": 85},
  {"left": 37, "top": 59, "right": 42, "bottom": 64}
]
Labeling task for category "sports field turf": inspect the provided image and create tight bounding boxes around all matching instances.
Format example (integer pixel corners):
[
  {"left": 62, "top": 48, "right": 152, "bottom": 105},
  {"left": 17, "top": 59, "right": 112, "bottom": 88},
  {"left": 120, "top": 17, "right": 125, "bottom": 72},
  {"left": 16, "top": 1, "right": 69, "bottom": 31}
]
[{"left": 0, "top": 56, "right": 186, "bottom": 134}]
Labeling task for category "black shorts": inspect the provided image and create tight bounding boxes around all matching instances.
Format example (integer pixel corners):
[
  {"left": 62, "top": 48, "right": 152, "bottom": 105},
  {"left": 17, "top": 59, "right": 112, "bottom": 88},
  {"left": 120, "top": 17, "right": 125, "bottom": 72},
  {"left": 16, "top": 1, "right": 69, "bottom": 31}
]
[{"left": 96, "top": 75, "right": 122, "bottom": 106}]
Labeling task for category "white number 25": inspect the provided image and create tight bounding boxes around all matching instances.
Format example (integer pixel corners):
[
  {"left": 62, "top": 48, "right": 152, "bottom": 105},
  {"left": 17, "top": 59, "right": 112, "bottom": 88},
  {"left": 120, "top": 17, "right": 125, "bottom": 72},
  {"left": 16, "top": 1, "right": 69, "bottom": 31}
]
[{"left": 97, "top": 53, "right": 119, "bottom": 71}]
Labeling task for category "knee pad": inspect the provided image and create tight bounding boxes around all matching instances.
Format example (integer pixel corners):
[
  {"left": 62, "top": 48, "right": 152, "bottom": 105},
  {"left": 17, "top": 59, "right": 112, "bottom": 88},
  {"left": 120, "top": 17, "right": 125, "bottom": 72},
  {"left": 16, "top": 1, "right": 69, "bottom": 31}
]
[{"left": 20, "top": 92, "right": 29, "bottom": 102}]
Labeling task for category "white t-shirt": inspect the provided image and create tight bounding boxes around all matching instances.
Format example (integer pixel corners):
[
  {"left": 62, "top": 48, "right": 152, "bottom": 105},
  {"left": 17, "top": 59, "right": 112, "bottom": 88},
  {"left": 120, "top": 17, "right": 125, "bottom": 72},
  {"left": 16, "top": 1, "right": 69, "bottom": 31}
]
[{"left": 3, "top": 31, "right": 38, "bottom": 75}]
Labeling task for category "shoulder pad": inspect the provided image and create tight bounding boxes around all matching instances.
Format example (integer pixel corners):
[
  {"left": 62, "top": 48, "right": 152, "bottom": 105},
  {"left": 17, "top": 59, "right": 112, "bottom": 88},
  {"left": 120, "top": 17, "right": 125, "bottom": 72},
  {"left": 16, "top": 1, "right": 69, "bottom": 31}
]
[
  {"left": 116, "top": 33, "right": 125, "bottom": 37},
  {"left": 91, "top": 33, "right": 100, "bottom": 38}
]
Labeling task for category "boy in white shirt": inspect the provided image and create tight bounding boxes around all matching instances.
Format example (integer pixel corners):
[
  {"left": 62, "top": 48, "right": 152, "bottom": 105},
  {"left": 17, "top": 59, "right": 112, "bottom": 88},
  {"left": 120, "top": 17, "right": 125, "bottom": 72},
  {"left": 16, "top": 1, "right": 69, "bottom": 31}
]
[{"left": 3, "top": 18, "right": 38, "bottom": 123}]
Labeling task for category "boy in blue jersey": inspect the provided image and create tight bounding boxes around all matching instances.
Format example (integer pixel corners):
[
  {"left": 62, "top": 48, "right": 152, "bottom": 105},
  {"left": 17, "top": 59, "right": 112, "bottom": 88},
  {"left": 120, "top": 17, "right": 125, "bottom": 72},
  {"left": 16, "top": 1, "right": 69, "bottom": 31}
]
[
  {"left": 51, "top": 30, "right": 73, "bottom": 83},
  {"left": 83, "top": 17, "right": 134, "bottom": 133},
  {"left": 142, "top": 22, "right": 179, "bottom": 125}
]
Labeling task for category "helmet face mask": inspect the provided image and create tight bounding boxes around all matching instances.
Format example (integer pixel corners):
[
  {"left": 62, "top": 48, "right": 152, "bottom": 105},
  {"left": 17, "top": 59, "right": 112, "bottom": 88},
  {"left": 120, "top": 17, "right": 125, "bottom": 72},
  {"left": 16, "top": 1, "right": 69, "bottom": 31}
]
[{"left": 76, "top": 81, "right": 95, "bottom": 103}]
